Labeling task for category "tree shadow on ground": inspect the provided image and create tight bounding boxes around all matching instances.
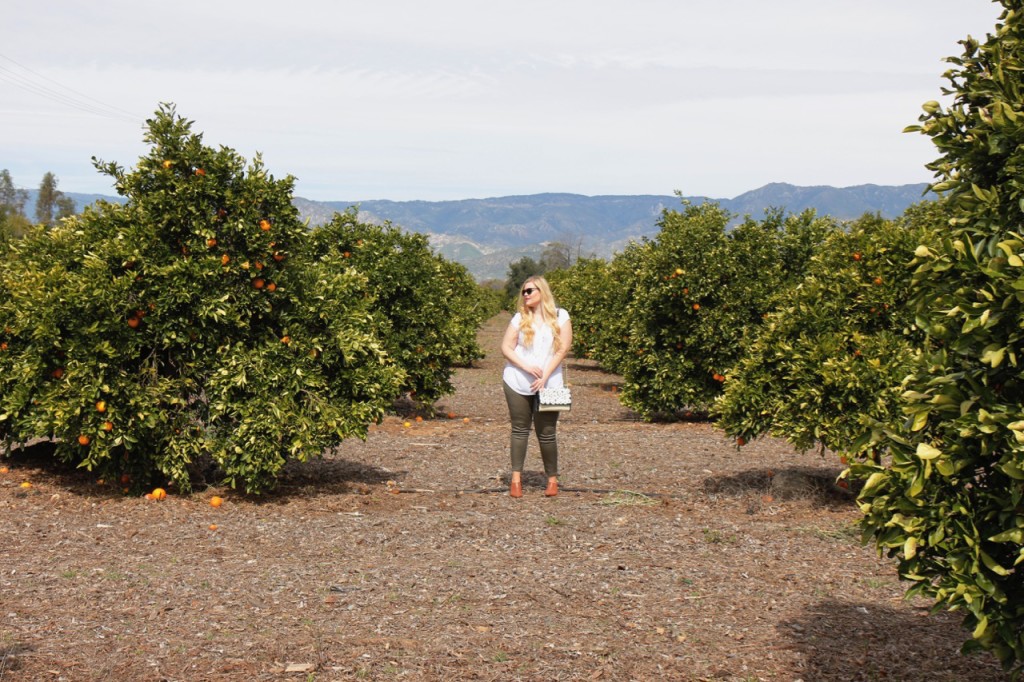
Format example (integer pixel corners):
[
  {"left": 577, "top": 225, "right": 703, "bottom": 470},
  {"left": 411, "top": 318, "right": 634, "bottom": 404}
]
[
  {"left": 779, "top": 598, "right": 1009, "bottom": 681},
  {"left": 1, "top": 439, "right": 401, "bottom": 501},
  {"left": 702, "top": 465, "right": 858, "bottom": 509}
]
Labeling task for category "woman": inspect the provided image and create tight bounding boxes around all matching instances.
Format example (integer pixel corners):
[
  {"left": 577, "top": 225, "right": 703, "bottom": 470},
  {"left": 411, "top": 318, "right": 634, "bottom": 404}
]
[{"left": 500, "top": 275, "right": 573, "bottom": 498}]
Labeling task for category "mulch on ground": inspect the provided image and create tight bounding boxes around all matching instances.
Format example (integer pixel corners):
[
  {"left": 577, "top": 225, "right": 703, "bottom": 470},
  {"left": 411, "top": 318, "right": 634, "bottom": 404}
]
[{"left": 0, "top": 313, "right": 1009, "bottom": 681}]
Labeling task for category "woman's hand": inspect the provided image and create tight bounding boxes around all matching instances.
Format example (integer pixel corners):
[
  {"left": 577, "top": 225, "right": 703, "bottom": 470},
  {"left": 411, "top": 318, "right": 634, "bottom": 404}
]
[{"left": 529, "top": 370, "right": 550, "bottom": 393}]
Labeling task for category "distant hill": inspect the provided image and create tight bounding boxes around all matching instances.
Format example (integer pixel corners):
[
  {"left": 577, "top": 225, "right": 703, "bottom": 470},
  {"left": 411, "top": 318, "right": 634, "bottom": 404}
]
[{"left": 30, "top": 182, "right": 932, "bottom": 281}]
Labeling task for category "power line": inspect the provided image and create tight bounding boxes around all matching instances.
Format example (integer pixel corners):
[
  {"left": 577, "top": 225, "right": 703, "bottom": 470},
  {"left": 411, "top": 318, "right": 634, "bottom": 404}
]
[{"left": 0, "top": 53, "right": 143, "bottom": 124}]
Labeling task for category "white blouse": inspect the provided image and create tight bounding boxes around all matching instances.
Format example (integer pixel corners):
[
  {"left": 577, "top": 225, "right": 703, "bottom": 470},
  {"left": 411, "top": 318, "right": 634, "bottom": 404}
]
[{"left": 502, "top": 308, "right": 570, "bottom": 396}]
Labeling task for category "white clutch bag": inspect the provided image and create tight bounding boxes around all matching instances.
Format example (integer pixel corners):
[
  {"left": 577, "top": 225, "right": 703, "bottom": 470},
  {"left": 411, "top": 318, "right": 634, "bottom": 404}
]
[{"left": 538, "top": 386, "right": 572, "bottom": 411}]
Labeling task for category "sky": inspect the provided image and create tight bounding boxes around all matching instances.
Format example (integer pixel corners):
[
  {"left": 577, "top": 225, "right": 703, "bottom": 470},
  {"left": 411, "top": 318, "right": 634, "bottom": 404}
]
[{"left": 1, "top": 1, "right": 1006, "bottom": 202}]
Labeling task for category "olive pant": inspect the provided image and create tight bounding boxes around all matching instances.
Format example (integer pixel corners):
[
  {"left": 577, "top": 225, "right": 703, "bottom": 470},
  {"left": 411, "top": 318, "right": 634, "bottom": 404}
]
[{"left": 503, "top": 381, "right": 559, "bottom": 477}]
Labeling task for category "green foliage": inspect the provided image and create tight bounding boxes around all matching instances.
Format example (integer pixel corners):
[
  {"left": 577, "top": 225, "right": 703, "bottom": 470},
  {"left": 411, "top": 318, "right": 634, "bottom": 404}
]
[
  {"left": 714, "top": 207, "right": 937, "bottom": 455},
  {"left": 306, "top": 211, "right": 486, "bottom": 403},
  {"left": 551, "top": 240, "right": 652, "bottom": 376},
  {"left": 34, "top": 171, "right": 75, "bottom": 227},
  {"left": 857, "top": 4, "right": 1024, "bottom": 671},
  {"left": 0, "top": 105, "right": 403, "bottom": 494}
]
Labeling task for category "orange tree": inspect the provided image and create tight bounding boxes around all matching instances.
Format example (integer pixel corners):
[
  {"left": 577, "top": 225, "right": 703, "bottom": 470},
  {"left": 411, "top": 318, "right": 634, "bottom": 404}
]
[
  {"left": 0, "top": 105, "right": 402, "bottom": 493},
  {"left": 305, "top": 210, "right": 486, "bottom": 403},
  {"left": 550, "top": 249, "right": 645, "bottom": 370},
  {"left": 607, "top": 201, "right": 834, "bottom": 419},
  {"left": 714, "top": 206, "right": 939, "bottom": 454},
  {"left": 853, "top": 4, "right": 1024, "bottom": 670}
]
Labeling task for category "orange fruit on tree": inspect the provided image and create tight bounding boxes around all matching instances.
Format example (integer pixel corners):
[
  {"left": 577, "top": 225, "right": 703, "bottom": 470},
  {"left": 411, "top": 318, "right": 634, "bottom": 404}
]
[
  {"left": 77, "top": 434, "right": 91, "bottom": 446},
  {"left": 207, "top": 238, "right": 217, "bottom": 248},
  {"left": 853, "top": 252, "right": 862, "bottom": 261},
  {"left": 252, "top": 278, "right": 265, "bottom": 289},
  {"left": 873, "top": 276, "right": 883, "bottom": 285},
  {"left": 266, "top": 281, "right": 277, "bottom": 292},
  {"left": 194, "top": 168, "right": 206, "bottom": 176},
  {"left": 272, "top": 252, "right": 285, "bottom": 262},
  {"left": 127, "top": 316, "right": 141, "bottom": 329},
  {"left": 254, "top": 260, "right": 264, "bottom": 271},
  {"left": 221, "top": 253, "right": 230, "bottom": 266},
  {"left": 96, "top": 400, "right": 107, "bottom": 413},
  {"left": 692, "top": 303, "right": 700, "bottom": 311},
  {"left": 259, "top": 219, "right": 271, "bottom": 231},
  {"left": 210, "top": 496, "right": 223, "bottom": 508},
  {"left": 102, "top": 421, "right": 114, "bottom": 432},
  {"left": 342, "top": 251, "right": 351, "bottom": 258},
  {"left": 51, "top": 367, "right": 64, "bottom": 379},
  {"left": 280, "top": 335, "right": 291, "bottom": 345},
  {"left": 162, "top": 159, "right": 173, "bottom": 169},
  {"left": 0, "top": 342, "right": 7, "bottom": 351}
]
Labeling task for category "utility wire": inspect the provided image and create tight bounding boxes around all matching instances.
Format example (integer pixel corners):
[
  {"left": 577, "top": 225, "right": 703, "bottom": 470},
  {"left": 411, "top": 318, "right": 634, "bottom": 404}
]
[{"left": 0, "top": 53, "right": 143, "bottom": 124}]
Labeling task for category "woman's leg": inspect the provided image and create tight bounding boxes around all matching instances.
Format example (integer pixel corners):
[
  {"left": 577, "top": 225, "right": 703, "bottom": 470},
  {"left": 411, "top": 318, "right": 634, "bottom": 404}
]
[
  {"left": 503, "top": 381, "right": 534, "bottom": 476},
  {"left": 534, "top": 409, "right": 560, "bottom": 479}
]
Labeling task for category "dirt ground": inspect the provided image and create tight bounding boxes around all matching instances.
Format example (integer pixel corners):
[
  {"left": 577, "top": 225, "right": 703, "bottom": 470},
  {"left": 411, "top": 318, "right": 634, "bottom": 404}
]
[{"left": 0, "top": 313, "right": 1011, "bottom": 681}]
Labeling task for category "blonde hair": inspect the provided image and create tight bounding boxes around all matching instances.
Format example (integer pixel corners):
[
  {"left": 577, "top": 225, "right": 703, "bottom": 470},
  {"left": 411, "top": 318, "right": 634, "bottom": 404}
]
[{"left": 517, "top": 276, "right": 562, "bottom": 352}]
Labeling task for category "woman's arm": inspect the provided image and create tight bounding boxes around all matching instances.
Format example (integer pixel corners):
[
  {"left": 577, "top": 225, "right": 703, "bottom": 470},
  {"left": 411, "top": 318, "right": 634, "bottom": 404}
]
[
  {"left": 501, "top": 322, "right": 543, "bottom": 377},
  {"left": 535, "top": 318, "right": 574, "bottom": 391}
]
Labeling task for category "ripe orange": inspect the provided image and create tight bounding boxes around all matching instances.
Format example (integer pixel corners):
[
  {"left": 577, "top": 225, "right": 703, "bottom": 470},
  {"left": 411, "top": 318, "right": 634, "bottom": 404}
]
[
  {"left": 281, "top": 335, "right": 291, "bottom": 345},
  {"left": 853, "top": 252, "right": 862, "bottom": 261},
  {"left": 194, "top": 168, "right": 206, "bottom": 176},
  {"left": 447, "top": 412, "right": 456, "bottom": 419},
  {"left": 208, "top": 523, "right": 218, "bottom": 531},
  {"left": 415, "top": 416, "right": 423, "bottom": 422},
  {"left": 266, "top": 282, "right": 277, "bottom": 292},
  {"left": 210, "top": 496, "right": 223, "bottom": 508},
  {"left": 0, "top": 342, "right": 7, "bottom": 351},
  {"left": 463, "top": 417, "right": 470, "bottom": 423},
  {"left": 254, "top": 261, "right": 264, "bottom": 271},
  {"left": 272, "top": 252, "right": 285, "bottom": 262},
  {"left": 151, "top": 487, "right": 167, "bottom": 501},
  {"left": 20, "top": 481, "right": 32, "bottom": 489},
  {"left": 692, "top": 303, "right": 700, "bottom": 311},
  {"left": 96, "top": 400, "right": 107, "bottom": 413},
  {"left": 127, "top": 316, "right": 141, "bottom": 329},
  {"left": 252, "top": 278, "right": 265, "bottom": 289},
  {"left": 207, "top": 238, "right": 218, "bottom": 248},
  {"left": 873, "top": 276, "right": 883, "bottom": 285},
  {"left": 0, "top": 466, "right": 8, "bottom": 474},
  {"left": 675, "top": 268, "right": 683, "bottom": 276},
  {"left": 221, "top": 253, "right": 231, "bottom": 266},
  {"left": 162, "top": 159, "right": 173, "bottom": 169},
  {"left": 102, "top": 421, "right": 113, "bottom": 432},
  {"left": 403, "top": 421, "right": 412, "bottom": 428},
  {"left": 342, "top": 251, "right": 351, "bottom": 258},
  {"left": 259, "top": 219, "right": 271, "bottom": 231},
  {"left": 736, "top": 437, "right": 746, "bottom": 446},
  {"left": 51, "top": 367, "right": 64, "bottom": 379},
  {"left": 77, "top": 434, "right": 91, "bottom": 446}
]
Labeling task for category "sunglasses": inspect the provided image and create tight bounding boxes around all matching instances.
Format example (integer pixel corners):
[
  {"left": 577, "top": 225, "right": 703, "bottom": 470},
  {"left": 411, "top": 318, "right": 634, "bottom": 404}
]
[{"left": 521, "top": 287, "right": 538, "bottom": 296}]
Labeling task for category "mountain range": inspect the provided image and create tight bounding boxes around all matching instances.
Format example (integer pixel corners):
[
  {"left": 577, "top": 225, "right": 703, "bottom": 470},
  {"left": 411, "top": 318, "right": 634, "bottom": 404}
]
[{"left": 34, "top": 182, "right": 932, "bottom": 281}]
